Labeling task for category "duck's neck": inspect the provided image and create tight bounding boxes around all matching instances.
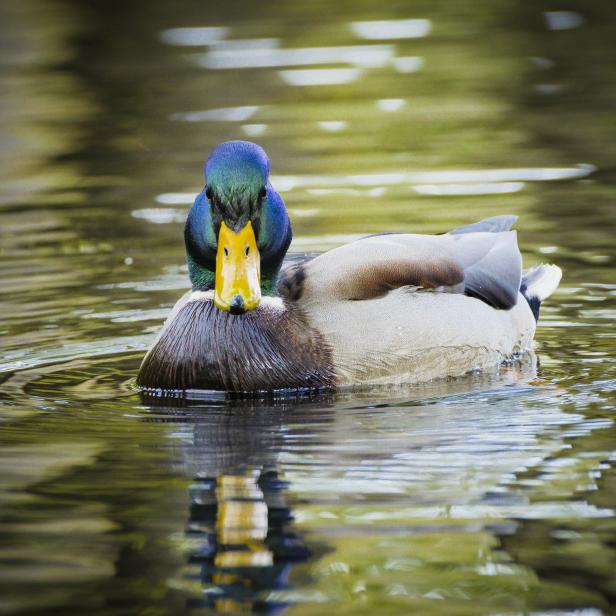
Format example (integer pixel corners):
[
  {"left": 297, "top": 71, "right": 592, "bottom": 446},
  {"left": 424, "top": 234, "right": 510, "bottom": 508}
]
[{"left": 187, "top": 255, "right": 215, "bottom": 291}]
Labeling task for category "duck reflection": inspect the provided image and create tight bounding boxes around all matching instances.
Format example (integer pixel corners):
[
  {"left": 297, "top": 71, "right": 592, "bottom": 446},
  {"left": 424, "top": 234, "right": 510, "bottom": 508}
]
[
  {"left": 188, "top": 468, "right": 309, "bottom": 613},
  {"left": 143, "top": 393, "right": 331, "bottom": 613}
]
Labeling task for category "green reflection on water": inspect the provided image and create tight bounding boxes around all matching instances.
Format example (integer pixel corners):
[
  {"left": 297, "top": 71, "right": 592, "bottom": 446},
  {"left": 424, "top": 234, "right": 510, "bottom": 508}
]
[{"left": 0, "top": 0, "right": 615, "bottom": 613}]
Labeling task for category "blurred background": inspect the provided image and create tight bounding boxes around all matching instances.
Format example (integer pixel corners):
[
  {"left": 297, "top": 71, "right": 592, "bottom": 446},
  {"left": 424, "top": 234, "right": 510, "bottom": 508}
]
[{"left": 0, "top": 0, "right": 615, "bottom": 614}]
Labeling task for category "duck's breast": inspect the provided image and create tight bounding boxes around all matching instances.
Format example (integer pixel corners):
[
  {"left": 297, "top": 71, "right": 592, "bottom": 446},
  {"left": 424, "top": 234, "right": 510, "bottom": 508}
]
[{"left": 137, "top": 291, "right": 334, "bottom": 392}]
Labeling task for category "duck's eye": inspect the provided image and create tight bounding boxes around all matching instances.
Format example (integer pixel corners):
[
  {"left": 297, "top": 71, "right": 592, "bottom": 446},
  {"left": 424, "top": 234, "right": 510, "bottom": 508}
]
[
  {"left": 224, "top": 247, "right": 229, "bottom": 257},
  {"left": 205, "top": 186, "right": 213, "bottom": 200},
  {"left": 245, "top": 245, "right": 250, "bottom": 256},
  {"left": 259, "top": 186, "right": 267, "bottom": 200}
]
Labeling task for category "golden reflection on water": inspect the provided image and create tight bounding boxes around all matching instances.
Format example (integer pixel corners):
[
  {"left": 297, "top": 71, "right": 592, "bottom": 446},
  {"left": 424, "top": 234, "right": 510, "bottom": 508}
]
[
  {"left": 213, "top": 473, "right": 273, "bottom": 612},
  {"left": 180, "top": 464, "right": 310, "bottom": 613}
]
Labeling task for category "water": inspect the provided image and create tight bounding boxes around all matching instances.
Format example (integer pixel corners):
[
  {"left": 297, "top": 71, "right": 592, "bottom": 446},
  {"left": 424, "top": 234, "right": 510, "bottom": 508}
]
[{"left": 1, "top": 0, "right": 615, "bottom": 613}]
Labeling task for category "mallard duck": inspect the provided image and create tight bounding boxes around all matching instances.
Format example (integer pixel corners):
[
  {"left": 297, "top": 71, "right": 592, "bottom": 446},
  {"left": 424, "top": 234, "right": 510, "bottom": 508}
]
[{"left": 136, "top": 140, "right": 562, "bottom": 392}]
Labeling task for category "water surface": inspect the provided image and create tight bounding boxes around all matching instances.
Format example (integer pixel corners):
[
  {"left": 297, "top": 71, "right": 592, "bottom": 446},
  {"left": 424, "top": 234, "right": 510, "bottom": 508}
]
[{"left": 1, "top": 0, "right": 615, "bottom": 614}]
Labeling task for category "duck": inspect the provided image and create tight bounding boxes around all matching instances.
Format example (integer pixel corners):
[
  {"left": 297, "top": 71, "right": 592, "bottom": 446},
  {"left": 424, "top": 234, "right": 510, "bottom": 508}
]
[{"left": 136, "top": 140, "right": 562, "bottom": 393}]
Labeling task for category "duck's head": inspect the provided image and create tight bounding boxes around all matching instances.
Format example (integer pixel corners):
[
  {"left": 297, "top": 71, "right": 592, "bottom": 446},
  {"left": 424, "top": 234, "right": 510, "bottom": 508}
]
[{"left": 185, "top": 141, "right": 292, "bottom": 314}]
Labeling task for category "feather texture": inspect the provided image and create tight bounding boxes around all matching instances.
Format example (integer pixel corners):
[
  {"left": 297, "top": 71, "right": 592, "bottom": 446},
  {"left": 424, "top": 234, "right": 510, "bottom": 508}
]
[
  {"left": 137, "top": 293, "right": 334, "bottom": 391},
  {"left": 449, "top": 214, "right": 518, "bottom": 235},
  {"left": 281, "top": 222, "right": 523, "bottom": 310}
]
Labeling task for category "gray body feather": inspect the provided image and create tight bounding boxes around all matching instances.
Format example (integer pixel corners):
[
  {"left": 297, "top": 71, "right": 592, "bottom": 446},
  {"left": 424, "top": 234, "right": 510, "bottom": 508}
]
[
  {"left": 280, "top": 224, "right": 523, "bottom": 311},
  {"left": 449, "top": 214, "right": 518, "bottom": 235}
]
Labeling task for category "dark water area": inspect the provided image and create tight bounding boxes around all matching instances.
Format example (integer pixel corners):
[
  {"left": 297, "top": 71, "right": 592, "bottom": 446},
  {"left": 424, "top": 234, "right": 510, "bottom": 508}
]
[{"left": 1, "top": 0, "right": 615, "bottom": 614}]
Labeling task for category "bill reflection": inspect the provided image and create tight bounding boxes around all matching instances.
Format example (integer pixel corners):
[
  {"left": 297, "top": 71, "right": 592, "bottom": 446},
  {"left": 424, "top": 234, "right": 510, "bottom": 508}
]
[
  {"left": 152, "top": 398, "right": 327, "bottom": 613},
  {"left": 187, "top": 468, "right": 308, "bottom": 613}
]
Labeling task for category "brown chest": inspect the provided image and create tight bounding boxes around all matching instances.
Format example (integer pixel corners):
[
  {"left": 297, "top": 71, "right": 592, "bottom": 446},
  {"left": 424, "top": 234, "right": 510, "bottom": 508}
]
[{"left": 137, "top": 299, "right": 334, "bottom": 393}]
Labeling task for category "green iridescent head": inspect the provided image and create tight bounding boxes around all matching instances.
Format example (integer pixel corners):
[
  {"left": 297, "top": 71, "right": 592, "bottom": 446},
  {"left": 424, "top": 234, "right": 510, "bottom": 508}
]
[{"left": 184, "top": 141, "right": 292, "bottom": 312}]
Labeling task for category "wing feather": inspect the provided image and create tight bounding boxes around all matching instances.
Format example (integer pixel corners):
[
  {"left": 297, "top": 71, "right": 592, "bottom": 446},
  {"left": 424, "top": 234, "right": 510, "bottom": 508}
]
[{"left": 279, "top": 216, "right": 523, "bottom": 310}]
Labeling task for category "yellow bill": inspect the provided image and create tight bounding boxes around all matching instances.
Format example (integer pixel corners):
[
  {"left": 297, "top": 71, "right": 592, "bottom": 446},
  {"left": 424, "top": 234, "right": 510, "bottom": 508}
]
[{"left": 214, "top": 220, "right": 261, "bottom": 313}]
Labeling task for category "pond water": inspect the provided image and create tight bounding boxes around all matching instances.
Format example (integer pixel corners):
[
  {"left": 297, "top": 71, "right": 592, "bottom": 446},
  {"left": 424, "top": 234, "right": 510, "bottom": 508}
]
[{"left": 1, "top": 0, "right": 615, "bottom": 614}]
